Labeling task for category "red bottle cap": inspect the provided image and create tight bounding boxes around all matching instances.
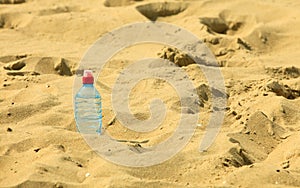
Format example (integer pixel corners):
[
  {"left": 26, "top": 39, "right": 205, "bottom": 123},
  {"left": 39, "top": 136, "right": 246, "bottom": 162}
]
[{"left": 82, "top": 70, "right": 94, "bottom": 84}]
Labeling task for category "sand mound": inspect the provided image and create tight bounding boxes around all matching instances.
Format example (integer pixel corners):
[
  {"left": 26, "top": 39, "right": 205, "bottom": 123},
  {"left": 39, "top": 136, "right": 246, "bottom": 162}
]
[
  {"left": 157, "top": 47, "right": 195, "bottom": 67},
  {"left": 1, "top": 56, "right": 77, "bottom": 76},
  {"left": 0, "top": 13, "right": 33, "bottom": 29},
  {"left": 200, "top": 10, "right": 256, "bottom": 36},
  {"left": 136, "top": 2, "right": 187, "bottom": 21},
  {"left": 266, "top": 80, "right": 300, "bottom": 99},
  {"left": 0, "top": 0, "right": 25, "bottom": 4},
  {"left": 266, "top": 66, "right": 300, "bottom": 79},
  {"left": 200, "top": 17, "right": 241, "bottom": 35},
  {"left": 104, "top": 0, "right": 141, "bottom": 7}
]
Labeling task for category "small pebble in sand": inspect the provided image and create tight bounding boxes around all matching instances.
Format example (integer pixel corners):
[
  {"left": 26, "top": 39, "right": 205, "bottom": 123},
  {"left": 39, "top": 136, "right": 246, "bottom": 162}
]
[
  {"left": 34, "top": 148, "right": 41, "bottom": 152},
  {"left": 236, "top": 115, "right": 242, "bottom": 120},
  {"left": 7, "top": 127, "right": 13, "bottom": 132},
  {"left": 85, "top": 172, "right": 90, "bottom": 177},
  {"left": 281, "top": 161, "right": 290, "bottom": 169},
  {"left": 232, "top": 111, "right": 237, "bottom": 116}
]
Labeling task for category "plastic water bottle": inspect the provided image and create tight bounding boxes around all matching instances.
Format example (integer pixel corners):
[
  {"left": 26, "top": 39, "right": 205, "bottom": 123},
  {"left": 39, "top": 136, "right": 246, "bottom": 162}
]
[{"left": 74, "top": 70, "right": 102, "bottom": 134}]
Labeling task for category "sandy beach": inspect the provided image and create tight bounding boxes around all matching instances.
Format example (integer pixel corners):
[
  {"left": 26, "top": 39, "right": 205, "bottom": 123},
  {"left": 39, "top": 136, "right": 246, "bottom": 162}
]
[{"left": 0, "top": 0, "right": 300, "bottom": 187}]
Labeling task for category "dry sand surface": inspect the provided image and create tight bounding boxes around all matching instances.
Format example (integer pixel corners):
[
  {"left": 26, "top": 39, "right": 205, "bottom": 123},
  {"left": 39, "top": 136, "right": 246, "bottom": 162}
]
[{"left": 1, "top": 0, "right": 300, "bottom": 187}]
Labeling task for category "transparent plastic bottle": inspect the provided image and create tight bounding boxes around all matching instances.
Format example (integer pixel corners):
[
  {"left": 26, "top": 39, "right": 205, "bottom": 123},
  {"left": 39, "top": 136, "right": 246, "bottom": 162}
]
[{"left": 74, "top": 70, "right": 102, "bottom": 134}]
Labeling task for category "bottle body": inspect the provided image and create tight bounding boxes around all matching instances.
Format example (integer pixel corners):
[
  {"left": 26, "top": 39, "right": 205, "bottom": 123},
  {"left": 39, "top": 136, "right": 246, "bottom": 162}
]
[{"left": 75, "top": 84, "right": 102, "bottom": 134}]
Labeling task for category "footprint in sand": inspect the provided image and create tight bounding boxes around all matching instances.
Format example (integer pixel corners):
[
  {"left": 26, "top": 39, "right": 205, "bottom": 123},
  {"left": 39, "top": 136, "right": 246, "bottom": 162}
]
[
  {"left": 226, "top": 111, "right": 288, "bottom": 167},
  {"left": 0, "top": 54, "right": 27, "bottom": 63},
  {"left": 3, "top": 60, "right": 25, "bottom": 70}
]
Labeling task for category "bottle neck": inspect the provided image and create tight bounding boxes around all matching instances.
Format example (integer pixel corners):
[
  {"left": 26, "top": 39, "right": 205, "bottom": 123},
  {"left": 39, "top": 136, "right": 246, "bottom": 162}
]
[{"left": 83, "top": 84, "right": 94, "bottom": 87}]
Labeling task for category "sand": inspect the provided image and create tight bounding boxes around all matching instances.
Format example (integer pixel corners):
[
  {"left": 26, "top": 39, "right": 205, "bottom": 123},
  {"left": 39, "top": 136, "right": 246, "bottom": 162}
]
[{"left": 0, "top": 0, "right": 300, "bottom": 187}]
